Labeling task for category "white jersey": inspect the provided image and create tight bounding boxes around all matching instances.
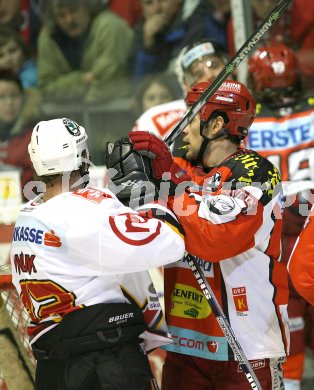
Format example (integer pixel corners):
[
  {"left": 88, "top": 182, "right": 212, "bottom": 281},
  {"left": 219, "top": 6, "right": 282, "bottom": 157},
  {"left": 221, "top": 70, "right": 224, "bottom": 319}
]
[
  {"left": 133, "top": 99, "right": 186, "bottom": 138},
  {"left": 10, "top": 187, "right": 185, "bottom": 351}
]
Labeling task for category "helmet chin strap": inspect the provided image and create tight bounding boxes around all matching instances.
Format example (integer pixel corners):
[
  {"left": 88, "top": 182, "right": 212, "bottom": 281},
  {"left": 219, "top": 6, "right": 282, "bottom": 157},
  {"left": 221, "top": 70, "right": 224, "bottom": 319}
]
[{"left": 193, "top": 121, "right": 228, "bottom": 165}]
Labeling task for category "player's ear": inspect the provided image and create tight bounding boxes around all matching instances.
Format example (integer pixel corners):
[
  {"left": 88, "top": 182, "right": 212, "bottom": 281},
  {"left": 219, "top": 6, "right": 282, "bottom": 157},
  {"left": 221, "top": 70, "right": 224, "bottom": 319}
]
[{"left": 212, "top": 116, "right": 225, "bottom": 135}]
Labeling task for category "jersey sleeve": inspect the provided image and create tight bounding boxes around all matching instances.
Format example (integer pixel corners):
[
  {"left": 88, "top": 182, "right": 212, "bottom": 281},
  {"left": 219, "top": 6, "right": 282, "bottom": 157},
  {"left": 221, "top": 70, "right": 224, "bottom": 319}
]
[
  {"left": 100, "top": 202, "right": 185, "bottom": 273},
  {"left": 171, "top": 153, "right": 283, "bottom": 262},
  {"left": 288, "top": 207, "right": 314, "bottom": 305}
]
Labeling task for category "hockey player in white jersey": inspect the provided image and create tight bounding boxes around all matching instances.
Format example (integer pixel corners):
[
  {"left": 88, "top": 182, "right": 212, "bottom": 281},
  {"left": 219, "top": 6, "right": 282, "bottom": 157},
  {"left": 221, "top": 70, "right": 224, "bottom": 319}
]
[
  {"left": 132, "top": 39, "right": 230, "bottom": 156},
  {"left": 10, "top": 118, "right": 185, "bottom": 390}
]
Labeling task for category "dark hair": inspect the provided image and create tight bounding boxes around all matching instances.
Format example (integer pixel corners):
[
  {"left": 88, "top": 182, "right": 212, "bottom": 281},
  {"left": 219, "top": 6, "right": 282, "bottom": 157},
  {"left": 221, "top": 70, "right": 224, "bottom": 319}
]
[
  {"left": 45, "top": 0, "right": 102, "bottom": 20},
  {"left": 133, "top": 72, "right": 182, "bottom": 116},
  {"left": 0, "top": 25, "right": 32, "bottom": 61},
  {"left": 0, "top": 69, "right": 23, "bottom": 91}
]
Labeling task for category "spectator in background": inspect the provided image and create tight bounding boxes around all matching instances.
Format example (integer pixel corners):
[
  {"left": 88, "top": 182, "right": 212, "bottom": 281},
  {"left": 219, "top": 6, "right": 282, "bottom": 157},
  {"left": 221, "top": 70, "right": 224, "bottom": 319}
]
[
  {"left": 0, "top": 70, "right": 33, "bottom": 190},
  {"left": 0, "top": 0, "right": 44, "bottom": 53},
  {"left": 0, "top": 25, "right": 37, "bottom": 89},
  {"left": 131, "top": 72, "right": 181, "bottom": 119},
  {"left": 131, "top": 0, "right": 229, "bottom": 83},
  {"left": 227, "top": 0, "right": 314, "bottom": 88},
  {"left": 37, "top": 0, "right": 133, "bottom": 103}
]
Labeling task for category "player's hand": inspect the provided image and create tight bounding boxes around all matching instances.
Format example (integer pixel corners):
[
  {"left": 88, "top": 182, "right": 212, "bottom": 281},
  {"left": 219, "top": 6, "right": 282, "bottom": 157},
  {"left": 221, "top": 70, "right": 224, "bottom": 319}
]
[
  {"left": 104, "top": 136, "right": 158, "bottom": 207},
  {"left": 129, "top": 131, "right": 192, "bottom": 193}
]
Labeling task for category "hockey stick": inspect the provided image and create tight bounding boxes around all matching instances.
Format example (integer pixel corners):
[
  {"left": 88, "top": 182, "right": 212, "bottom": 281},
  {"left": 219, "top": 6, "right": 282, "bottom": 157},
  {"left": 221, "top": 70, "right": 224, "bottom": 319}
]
[
  {"left": 164, "top": 0, "right": 292, "bottom": 147},
  {"left": 186, "top": 254, "right": 263, "bottom": 390}
]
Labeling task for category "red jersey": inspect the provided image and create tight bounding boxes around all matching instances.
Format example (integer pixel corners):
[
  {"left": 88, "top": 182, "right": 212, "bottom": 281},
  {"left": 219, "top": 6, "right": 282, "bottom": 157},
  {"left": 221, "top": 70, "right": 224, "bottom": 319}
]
[
  {"left": 163, "top": 149, "right": 289, "bottom": 361},
  {"left": 288, "top": 206, "right": 314, "bottom": 306}
]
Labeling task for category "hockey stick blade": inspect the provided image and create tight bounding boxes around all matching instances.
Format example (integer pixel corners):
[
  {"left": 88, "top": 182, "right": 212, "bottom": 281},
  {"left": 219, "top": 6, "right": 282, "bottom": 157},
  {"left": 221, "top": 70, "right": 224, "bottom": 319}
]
[
  {"left": 187, "top": 254, "right": 263, "bottom": 390},
  {"left": 164, "top": 0, "right": 292, "bottom": 147}
]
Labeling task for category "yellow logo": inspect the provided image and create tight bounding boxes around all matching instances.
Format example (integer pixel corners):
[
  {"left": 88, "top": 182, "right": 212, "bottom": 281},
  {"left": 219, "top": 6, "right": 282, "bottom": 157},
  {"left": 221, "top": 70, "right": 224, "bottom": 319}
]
[{"left": 170, "top": 283, "right": 211, "bottom": 319}]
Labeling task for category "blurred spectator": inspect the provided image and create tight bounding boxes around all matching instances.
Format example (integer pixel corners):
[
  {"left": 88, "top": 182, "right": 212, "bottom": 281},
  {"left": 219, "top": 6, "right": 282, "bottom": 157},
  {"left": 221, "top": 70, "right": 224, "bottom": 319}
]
[
  {"left": 107, "top": 0, "right": 143, "bottom": 27},
  {"left": 131, "top": 72, "right": 181, "bottom": 118},
  {"left": 0, "top": 70, "right": 33, "bottom": 189},
  {"left": 0, "top": 0, "right": 44, "bottom": 53},
  {"left": 131, "top": 0, "right": 229, "bottom": 82},
  {"left": 0, "top": 25, "right": 37, "bottom": 88},
  {"left": 37, "top": 0, "right": 133, "bottom": 103},
  {"left": 227, "top": 0, "right": 314, "bottom": 88}
]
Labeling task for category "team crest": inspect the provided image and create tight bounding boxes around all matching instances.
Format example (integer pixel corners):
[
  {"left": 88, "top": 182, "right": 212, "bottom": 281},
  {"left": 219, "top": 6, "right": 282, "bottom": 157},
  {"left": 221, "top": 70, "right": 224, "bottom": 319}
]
[
  {"left": 205, "top": 172, "right": 222, "bottom": 192},
  {"left": 63, "top": 118, "right": 81, "bottom": 136}
]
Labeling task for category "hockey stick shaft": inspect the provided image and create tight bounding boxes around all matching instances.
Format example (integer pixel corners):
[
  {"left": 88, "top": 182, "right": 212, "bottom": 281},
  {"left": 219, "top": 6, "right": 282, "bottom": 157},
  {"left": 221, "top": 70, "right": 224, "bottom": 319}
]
[
  {"left": 164, "top": 0, "right": 292, "bottom": 147},
  {"left": 187, "top": 255, "right": 263, "bottom": 390}
]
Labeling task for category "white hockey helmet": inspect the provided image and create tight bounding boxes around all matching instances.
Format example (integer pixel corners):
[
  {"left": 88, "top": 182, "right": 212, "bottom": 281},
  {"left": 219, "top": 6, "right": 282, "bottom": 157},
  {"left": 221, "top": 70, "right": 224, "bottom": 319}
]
[{"left": 28, "top": 118, "right": 89, "bottom": 176}]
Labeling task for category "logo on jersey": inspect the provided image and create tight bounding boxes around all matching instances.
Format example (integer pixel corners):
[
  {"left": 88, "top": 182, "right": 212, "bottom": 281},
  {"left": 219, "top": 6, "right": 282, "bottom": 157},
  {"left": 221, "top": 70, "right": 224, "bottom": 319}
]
[
  {"left": 13, "top": 226, "right": 62, "bottom": 247},
  {"left": 44, "top": 230, "right": 62, "bottom": 247},
  {"left": 170, "top": 283, "right": 211, "bottom": 319},
  {"left": 152, "top": 109, "right": 185, "bottom": 136},
  {"left": 207, "top": 340, "right": 219, "bottom": 354},
  {"left": 205, "top": 172, "right": 222, "bottom": 192},
  {"left": 13, "top": 253, "right": 37, "bottom": 275},
  {"left": 63, "top": 118, "right": 81, "bottom": 136},
  {"left": 109, "top": 213, "right": 161, "bottom": 246},
  {"left": 208, "top": 195, "right": 236, "bottom": 215},
  {"left": 73, "top": 187, "right": 113, "bottom": 204},
  {"left": 232, "top": 287, "right": 249, "bottom": 315}
]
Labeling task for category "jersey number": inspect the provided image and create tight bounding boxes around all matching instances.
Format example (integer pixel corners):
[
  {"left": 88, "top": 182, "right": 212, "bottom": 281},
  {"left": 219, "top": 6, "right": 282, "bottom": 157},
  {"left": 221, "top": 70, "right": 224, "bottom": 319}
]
[{"left": 20, "top": 280, "right": 76, "bottom": 323}]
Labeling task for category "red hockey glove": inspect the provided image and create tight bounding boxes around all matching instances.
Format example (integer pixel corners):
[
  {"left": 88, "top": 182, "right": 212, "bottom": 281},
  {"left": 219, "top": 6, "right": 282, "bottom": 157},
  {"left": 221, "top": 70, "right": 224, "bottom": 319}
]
[{"left": 129, "top": 131, "right": 191, "bottom": 187}]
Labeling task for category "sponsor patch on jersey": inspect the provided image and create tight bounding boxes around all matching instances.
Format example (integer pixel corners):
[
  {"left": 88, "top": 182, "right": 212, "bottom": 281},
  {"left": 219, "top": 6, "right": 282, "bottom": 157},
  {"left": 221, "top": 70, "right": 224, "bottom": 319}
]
[
  {"left": 207, "top": 340, "right": 219, "bottom": 354},
  {"left": 163, "top": 326, "right": 229, "bottom": 360},
  {"left": 170, "top": 283, "right": 211, "bottom": 319},
  {"left": 73, "top": 187, "right": 113, "bottom": 204},
  {"left": 248, "top": 113, "right": 314, "bottom": 151},
  {"left": 13, "top": 252, "right": 37, "bottom": 275},
  {"left": 13, "top": 226, "right": 62, "bottom": 247},
  {"left": 63, "top": 118, "right": 81, "bottom": 136},
  {"left": 232, "top": 287, "right": 249, "bottom": 315},
  {"left": 152, "top": 109, "right": 185, "bottom": 136}
]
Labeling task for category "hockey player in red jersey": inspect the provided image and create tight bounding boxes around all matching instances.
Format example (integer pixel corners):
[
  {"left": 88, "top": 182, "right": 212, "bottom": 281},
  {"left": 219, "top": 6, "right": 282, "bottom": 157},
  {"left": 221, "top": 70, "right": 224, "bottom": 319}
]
[
  {"left": 10, "top": 118, "right": 185, "bottom": 390},
  {"left": 106, "top": 80, "right": 289, "bottom": 390},
  {"left": 288, "top": 205, "right": 314, "bottom": 306},
  {"left": 247, "top": 44, "right": 314, "bottom": 390}
]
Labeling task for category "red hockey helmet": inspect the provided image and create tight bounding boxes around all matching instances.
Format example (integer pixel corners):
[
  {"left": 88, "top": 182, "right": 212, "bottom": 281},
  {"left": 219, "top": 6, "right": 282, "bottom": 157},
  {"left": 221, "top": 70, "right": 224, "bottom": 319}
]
[
  {"left": 248, "top": 44, "right": 300, "bottom": 93},
  {"left": 185, "top": 80, "right": 256, "bottom": 139}
]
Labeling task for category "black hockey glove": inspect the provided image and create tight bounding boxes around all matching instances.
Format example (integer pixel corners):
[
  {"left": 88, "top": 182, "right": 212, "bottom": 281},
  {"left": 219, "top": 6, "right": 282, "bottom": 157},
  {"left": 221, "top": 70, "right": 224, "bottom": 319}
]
[{"left": 104, "top": 137, "right": 158, "bottom": 208}]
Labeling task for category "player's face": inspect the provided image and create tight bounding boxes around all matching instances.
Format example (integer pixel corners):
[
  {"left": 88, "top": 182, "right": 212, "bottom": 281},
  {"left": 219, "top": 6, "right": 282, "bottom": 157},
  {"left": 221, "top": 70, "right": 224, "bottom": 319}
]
[
  {"left": 0, "top": 80, "right": 23, "bottom": 123},
  {"left": 184, "top": 55, "right": 226, "bottom": 89},
  {"left": 181, "top": 113, "right": 203, "bottom": 161},
  {"left": 52, "top": 5, "right": 91, "bottom": 38},
  {"left": 142, "top": 82, "right": 173, "bottom": 112}
]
